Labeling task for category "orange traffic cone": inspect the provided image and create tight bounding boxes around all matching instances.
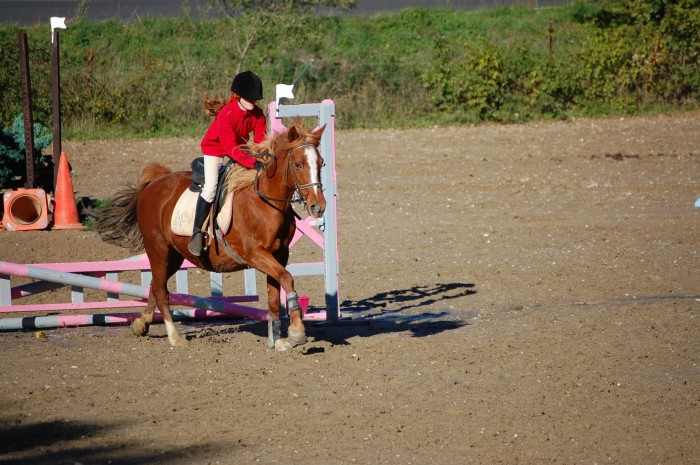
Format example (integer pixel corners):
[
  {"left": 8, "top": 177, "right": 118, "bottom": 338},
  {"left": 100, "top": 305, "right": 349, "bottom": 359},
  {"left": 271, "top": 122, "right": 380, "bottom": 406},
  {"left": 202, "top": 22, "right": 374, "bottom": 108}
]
[
  {"left": 51, "top": 151, "right": 83, "bottom": 230},
  {"left": 2, "top": 188, "right": 49, "bottom": 231}
]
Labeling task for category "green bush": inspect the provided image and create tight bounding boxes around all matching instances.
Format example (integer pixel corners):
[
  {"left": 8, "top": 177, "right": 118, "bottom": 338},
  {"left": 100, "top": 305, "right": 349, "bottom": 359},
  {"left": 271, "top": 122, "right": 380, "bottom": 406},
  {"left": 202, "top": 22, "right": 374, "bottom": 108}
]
[
  {"left": 0, "top": 115, "right": 53, "bottom": 189},
  {"left": 423, "top": 37, "right": 505, "bottom": 121},
  {"left": 654, "top": 0, "right": 700, "bottom": 104},
  {"left": 572, "top": 0, "right": 700, "bottom": 109}
]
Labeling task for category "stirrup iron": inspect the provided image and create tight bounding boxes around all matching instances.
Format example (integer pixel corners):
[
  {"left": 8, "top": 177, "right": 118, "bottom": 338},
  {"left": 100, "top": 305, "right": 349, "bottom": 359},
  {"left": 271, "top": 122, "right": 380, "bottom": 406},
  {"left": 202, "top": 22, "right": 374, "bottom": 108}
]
[{"left": 188, "top": 230, "right": 209, "bottom": 256}]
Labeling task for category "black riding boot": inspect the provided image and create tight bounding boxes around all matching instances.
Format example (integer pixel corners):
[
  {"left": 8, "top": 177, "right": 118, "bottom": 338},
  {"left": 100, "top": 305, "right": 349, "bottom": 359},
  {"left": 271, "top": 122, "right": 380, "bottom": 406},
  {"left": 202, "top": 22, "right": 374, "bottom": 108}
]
[{"left": 188, "top": 196, "right": 212, "bottom": 256}]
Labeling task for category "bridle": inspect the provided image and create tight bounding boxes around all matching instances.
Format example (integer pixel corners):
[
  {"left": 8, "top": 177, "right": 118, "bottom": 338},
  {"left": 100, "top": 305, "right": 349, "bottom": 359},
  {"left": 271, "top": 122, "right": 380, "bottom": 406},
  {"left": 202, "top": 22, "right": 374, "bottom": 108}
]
[{"left": 253, "top": 142, "right": 322, "bottom": 207}]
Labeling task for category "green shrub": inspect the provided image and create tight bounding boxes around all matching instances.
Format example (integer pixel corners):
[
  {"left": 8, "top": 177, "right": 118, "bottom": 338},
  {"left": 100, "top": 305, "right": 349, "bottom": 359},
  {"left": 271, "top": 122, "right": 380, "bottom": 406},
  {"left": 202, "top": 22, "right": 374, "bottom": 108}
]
[
  {"left": 654, "top": 0, "right": 700, "bottom": 105},
  {"left": 0, "top": 115, "right": 53, "bottom": 189},
  {"left": 422, "top": 37, "right": 506, "bottom": 121},
  {"left": 573, "top": 0, "right": 700, "bottom": 109}
]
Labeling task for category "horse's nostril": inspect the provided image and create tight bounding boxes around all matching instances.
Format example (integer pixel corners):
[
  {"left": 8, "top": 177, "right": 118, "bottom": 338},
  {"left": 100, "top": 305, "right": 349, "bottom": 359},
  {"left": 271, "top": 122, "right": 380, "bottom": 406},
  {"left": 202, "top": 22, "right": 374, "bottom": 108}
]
[{"left": 310, "top": 204, "right": 324, "bottom": 217}]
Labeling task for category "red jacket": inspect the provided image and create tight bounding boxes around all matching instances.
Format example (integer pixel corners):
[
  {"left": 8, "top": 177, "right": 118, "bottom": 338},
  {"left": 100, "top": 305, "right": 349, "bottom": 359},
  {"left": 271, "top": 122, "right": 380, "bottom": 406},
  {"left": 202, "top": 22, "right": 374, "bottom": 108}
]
[{"left": 200, "top": 101, "right": 267, "bottom": 168}]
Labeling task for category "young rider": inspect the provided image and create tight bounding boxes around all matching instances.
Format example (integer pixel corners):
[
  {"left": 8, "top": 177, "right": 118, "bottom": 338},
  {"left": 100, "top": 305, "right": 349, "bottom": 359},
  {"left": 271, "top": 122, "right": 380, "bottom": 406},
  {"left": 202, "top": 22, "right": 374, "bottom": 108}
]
[{"left": 189, "top": 70, "right": 267, "bottom": 256}]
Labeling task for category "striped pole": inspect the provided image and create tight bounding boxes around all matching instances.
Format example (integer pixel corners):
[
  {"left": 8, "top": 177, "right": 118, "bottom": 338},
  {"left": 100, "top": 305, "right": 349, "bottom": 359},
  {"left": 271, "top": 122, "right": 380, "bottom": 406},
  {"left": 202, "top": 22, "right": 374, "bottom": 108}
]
[
  {"left": 0, "top": 260, "right": 267, "bottom": 322},
  {"left": 0, "top": 308, "right": 238, "bottom": 331}
]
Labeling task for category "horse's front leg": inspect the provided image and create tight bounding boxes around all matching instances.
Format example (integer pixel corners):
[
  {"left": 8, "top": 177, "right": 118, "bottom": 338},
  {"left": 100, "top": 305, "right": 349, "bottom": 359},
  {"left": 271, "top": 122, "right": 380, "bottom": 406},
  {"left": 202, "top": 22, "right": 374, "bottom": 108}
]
[
  {"left": 284, "top": 286, "right": 307, "bottom": 347},
  {"left": 265, "top": 274, "right": 307, "bottom": 351},
  {"left": 247, "top": 250, "right": 306, "bottom": 351}
]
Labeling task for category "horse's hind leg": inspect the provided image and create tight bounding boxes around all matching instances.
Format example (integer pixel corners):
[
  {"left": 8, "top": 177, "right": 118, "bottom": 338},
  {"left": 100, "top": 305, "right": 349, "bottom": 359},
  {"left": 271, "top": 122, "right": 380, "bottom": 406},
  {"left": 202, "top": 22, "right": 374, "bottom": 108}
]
[
  {"left": 138, "top": 244, "right": 187, "bottom": 346},
  {"left": 156, "top": 249, "right": 188, "bottom": 347},
  {"left": 265, "top": 276, "right": 285, "bottom": 350},
  {"left": 131, "top": 258, "right": 174, "bottom": 339},
  {"left": 155, "top": 287, "right": 188, "bottom": 347},
  {"left": 131, "top": 292, "right": 156, "bottom": 337}
]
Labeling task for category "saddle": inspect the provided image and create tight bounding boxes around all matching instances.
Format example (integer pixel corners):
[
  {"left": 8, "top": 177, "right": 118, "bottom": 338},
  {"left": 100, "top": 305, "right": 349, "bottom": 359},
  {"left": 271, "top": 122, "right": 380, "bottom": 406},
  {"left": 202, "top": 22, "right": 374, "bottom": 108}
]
[
  {"left": 188, "top": 156, "right": 230, "bottom": 207},
  {"left": 169, "top": 158, "right": 240, "bottom": 259}
]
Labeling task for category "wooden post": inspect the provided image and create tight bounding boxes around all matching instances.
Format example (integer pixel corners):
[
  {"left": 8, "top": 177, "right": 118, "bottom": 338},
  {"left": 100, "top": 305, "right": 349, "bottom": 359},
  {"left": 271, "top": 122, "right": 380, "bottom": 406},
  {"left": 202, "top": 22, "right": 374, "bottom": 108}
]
[
  {"left": 88, "top": 47, "right": 94, "bottom": 98},
  {"left": 548, "top": 18, "right": 553, "bottom": 64},
  {"left": 18, "top": 32, "right": 35, "bottom": 189},
  {"left": 648, "top": 35, "right": 660, "bottom": 93}
]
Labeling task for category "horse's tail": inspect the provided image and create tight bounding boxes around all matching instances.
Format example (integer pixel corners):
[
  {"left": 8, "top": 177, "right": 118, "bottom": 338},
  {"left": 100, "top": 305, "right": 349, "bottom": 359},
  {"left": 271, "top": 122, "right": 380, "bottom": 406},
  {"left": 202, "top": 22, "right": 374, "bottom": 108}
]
[{"left": 91, "top": 163, "right": 172, "bottom": 252}]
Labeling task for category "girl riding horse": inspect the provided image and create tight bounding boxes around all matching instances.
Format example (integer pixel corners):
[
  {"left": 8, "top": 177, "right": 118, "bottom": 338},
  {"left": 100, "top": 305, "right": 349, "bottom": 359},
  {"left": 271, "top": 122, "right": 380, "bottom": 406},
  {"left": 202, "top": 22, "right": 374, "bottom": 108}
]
[
  {"left": 192, "top": 70, "right": 267, "bottom": 256},
  {"left": 92, "top": 122, "right": 327, "bottom": 351}
]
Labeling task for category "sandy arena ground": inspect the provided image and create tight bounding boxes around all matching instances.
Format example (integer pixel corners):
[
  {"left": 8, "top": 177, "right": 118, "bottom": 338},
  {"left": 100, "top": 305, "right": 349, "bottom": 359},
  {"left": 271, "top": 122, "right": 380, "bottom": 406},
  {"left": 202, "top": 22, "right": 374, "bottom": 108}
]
[{"left": 0, "top": 111, "right": 699, "bottom": 464}]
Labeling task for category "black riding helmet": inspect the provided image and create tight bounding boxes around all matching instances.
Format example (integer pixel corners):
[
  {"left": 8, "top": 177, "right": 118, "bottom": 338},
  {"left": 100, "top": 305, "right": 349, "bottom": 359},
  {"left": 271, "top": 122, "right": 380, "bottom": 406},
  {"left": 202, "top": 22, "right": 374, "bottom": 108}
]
[{"left": 231, "top": 71, "right": 263, "bottom": 101}]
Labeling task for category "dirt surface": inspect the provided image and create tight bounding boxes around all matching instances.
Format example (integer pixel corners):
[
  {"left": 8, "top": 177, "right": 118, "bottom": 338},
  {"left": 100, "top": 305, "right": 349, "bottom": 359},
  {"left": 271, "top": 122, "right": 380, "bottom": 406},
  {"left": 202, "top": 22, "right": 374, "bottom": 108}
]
[{"left": 1, "top": 112, "right": 699, "bottom": 464}]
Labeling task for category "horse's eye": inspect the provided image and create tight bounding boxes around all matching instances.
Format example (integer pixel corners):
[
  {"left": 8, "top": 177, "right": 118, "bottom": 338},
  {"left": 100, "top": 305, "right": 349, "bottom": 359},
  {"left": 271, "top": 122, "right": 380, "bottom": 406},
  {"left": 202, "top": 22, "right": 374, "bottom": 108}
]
[{"left": 295, "top": 162, "right": 303, "bottom": 169}]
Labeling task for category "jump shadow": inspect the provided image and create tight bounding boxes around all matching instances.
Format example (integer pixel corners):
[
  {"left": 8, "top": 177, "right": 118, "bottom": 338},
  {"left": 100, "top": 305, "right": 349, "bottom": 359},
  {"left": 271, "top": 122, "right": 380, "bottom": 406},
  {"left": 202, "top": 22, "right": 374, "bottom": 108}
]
[
  {"left": 231, "top": 282, "right": 477, "bottom": 347},
  {"left": 339, "top": 282, "right": 476, "bottom": 315}
]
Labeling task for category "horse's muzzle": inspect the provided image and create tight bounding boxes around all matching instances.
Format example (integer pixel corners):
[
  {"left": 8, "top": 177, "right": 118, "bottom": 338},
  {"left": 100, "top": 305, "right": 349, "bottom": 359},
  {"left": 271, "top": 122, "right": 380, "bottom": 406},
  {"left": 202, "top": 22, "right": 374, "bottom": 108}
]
[
  {"left": 309, "top": 202, "right": 325, "bottom": 218},
  {"left": 306, "top": 192, "right": 326, "bottom": 218}
]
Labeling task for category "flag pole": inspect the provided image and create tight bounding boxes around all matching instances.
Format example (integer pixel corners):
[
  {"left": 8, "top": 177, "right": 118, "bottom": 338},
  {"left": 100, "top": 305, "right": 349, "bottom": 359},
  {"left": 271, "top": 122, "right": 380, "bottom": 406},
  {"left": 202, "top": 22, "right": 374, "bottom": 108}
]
[{"left": 50, "top": 17, "right": 66, "bottom": 192}]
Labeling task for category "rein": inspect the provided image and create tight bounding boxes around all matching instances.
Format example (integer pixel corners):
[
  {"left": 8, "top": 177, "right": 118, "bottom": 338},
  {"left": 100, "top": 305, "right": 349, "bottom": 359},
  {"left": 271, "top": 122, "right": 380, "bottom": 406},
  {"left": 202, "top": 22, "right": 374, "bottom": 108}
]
[{"left": 253, "top": 142, "right": 321, "bottom": 206}]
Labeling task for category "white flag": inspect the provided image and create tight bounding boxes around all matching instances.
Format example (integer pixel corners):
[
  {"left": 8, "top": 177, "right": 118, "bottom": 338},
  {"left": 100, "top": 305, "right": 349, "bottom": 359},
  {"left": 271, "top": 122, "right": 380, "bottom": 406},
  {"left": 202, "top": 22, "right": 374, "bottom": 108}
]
[
  {"left": 51, "top": 17, "right": 66, "bottom": 30},
  {"left": 275, "top": 84, "right": 295, "bottom": 103},
  {"left": 50, "top": 17, "right": 66, "bottom": 42}
]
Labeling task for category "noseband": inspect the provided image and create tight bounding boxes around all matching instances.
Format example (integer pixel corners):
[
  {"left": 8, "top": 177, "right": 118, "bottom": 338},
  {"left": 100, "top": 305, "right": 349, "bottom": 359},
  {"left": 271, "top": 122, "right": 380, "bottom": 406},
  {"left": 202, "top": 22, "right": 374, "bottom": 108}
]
[{"left": 254, "top": 143, "right": 322, "bottom": 207}]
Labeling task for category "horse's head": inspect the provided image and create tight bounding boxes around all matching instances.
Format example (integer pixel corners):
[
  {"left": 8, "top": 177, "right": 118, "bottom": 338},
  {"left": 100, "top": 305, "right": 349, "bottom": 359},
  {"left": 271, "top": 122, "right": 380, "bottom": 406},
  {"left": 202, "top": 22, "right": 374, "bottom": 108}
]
[{"left": 284, "top": 124, "right": 327, "bottom": 218}]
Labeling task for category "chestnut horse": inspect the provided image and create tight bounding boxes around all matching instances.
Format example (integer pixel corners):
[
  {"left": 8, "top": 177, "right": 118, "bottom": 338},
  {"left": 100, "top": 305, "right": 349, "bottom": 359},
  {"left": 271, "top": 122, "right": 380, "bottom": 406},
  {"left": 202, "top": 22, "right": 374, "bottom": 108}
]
[{"left": 93, "top": 123, "right": 326, "bottom": 351}]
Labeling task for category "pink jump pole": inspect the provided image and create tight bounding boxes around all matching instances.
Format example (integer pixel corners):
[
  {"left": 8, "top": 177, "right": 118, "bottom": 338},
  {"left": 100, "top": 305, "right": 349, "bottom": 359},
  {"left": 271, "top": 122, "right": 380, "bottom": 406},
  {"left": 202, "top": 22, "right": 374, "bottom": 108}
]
[
  {"left": 0, "top": 260, "right": 268, "bottom": 322},
  {"left": 0, "top": 308, "right": 238, "bottom": 331}
]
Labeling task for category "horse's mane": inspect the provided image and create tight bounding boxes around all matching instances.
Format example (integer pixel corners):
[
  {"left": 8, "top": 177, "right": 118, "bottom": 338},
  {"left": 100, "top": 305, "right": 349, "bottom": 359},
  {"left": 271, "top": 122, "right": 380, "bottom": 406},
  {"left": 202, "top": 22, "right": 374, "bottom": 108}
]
[
  {"left": 224, "top": 120, "right": 320, "bottom": 195},
  {"left": 223, "top": 164, "right": 257, "bottom": 195},
  {"left": 249, "top": 119, "right": 322, "bottom": 157}
]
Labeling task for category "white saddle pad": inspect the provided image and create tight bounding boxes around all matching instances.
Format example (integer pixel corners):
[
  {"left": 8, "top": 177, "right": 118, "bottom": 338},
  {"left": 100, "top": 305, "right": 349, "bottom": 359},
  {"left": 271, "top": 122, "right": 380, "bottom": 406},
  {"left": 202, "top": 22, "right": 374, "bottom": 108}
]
[{"left": 171, "top": 189, "right": 234, "bottom": 236}]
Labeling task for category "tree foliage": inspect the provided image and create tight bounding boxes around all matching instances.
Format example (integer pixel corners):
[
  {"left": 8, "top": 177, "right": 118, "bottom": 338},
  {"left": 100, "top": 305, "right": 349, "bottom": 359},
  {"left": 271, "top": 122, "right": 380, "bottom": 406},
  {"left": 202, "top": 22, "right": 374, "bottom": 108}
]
[
  {"left": 211, "top": 0, "right": 356, "bottom": 16},
  {"left": 209, "top": 0, "right": 355, "bottom": 72},
  {"left": 423, "top": 0, "right": 700, "bottom": 120},
  {"left": 0, "top": 2, "right": 697, "bottom": 137},
  {"left": 572, "top": 0, "right": 700, "bottom": 109}
]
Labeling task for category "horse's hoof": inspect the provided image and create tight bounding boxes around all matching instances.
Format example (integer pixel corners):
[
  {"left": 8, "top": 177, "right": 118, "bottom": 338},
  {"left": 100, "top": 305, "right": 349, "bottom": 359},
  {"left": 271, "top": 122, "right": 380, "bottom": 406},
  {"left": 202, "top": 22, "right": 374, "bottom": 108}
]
[
  {"left": 288, "top": 330, "right": 307, "bottom": 347},
  {"left": 168, "top": 335, "right": 189, "bottom": 347},
  {"left": 131, "top": 317, "right": 149, "bottom": 337},
  {"left": 274, "top": 339, "right": 293, "bottom": 352}
]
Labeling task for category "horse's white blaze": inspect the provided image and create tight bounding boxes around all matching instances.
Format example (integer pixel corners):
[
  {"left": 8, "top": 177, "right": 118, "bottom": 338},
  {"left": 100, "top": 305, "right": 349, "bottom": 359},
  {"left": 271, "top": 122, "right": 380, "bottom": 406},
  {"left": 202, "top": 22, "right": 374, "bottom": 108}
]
[{"left": 304, "top": 146, "right": 320, "bottom": 194}]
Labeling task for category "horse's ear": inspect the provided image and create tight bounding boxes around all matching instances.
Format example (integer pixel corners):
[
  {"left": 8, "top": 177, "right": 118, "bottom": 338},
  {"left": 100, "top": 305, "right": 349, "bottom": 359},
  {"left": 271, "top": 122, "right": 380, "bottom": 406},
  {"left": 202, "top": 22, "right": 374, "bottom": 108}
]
[
  {"left": 287, "top": 125, "right": 299, "bottom": 142},
  {"left": 313, "top": 124, "right": 327, "bottom": 139}
]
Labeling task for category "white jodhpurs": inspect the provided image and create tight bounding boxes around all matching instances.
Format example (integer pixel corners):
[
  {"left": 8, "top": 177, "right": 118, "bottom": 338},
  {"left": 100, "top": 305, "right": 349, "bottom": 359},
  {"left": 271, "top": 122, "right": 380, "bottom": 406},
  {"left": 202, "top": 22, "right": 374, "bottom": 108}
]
[{"left": 201, "top": 155, "right": 223, "bottom": 203}]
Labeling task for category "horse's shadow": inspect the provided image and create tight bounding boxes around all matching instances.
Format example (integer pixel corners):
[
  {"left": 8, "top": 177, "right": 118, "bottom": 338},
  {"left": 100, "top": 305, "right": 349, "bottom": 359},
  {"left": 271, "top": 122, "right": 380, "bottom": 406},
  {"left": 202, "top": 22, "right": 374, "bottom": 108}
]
[{"left": 226, "top": 282, "right": 477, "bottom": 348}]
